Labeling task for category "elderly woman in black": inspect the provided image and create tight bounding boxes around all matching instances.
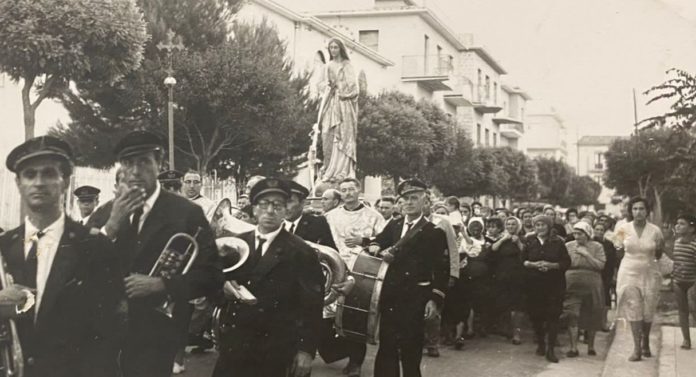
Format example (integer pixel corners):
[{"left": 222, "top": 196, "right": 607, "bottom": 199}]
[
  {"left": 593, "top": 221, "right": 618, "bottom": 332},
  {"left": 522, "top": 215, "right": 571, "bottom": 363}
]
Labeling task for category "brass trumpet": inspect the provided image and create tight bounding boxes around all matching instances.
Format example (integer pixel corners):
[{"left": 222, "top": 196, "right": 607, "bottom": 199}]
[
  {"left": 149, "top": 229, "right": 200, "bottom": 318},
  {"left": 0, "top": 252, "right": 24, "bottom": 377}
]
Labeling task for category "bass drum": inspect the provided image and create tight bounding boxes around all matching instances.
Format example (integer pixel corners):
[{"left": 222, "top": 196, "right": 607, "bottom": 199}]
[
  {"left": 334, "top": 251, "right": 389, "bottom": 345},
  {"left": 306, "top": 241, "right": 346, "bottom": 306}
]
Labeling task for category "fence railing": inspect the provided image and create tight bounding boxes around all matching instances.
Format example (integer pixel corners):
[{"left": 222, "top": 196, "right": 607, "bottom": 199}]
[{"left": 402, "top": 55, "right": 453, "bottom": 78}]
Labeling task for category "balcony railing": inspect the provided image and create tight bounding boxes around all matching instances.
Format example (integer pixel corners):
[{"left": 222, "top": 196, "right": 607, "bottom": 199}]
[
  {"left": 472, "top": 84, "right": 502, "bottom": 114},
  {"left": 594, "top": 163, "right": 604, "bottom": 170},
  {"left": 402, "top": 55, "right": 453, "bottom": 78}
]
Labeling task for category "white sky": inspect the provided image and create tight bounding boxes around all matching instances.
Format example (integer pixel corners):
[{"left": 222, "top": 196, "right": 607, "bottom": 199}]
[{"left": 431, "top": 0, "right": 696, "bottom": 137}]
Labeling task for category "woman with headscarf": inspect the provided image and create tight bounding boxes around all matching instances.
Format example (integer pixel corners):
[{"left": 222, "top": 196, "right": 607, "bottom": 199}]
[
  {"left": 562, "top": 222, "right": 606, "bottom": 357},
  {"left": 522, "top": 215, "right": 571, "bottom": 363},
  {"left": 670, "top": 214, "right": 696, "bottom": 349},
  {"left": 615, "top": 197, "right": 664, "bottom": 361},
  {"left": 593, "top": 221, "right": 618, "bottom": 332},
  {"left": 452, "top": 217, "right": 491, "bottom": 348},
  {"left": 491, "top": 216, "right": 526, "bottom": 345}
]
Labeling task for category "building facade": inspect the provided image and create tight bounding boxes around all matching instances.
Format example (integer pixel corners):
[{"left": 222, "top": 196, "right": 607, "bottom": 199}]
[
  {"left": 525, "top": 109, "right": 568, "bottom": 161},
  {"left": 576, "top": 135, "right": 627, "bottom": 214}
]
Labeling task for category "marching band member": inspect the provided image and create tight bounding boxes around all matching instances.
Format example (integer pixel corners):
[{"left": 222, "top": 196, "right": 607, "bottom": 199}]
[
  {"left": 368, "top": 179, "right": 449, "bottom": 377},
  {"left": 0, "top": 136, "right": 123, "bottom": 377},
  {"left": 102, "top": 131, "right": 223, "bottom": 377},
  {"left": 73, "top": 185, "right": 100, "bottom": 225},
  {"left": 213, "top": 178, "right": 324, "bottom": 377},
  {"left": 85, "top": 167, "right": 127, "bottom": 230},
  {"left": 286, "top": 180, "right": 337, "bottom": 249},
  {"left": 158, "top": 169, "right": 184, "bottom": 194}
]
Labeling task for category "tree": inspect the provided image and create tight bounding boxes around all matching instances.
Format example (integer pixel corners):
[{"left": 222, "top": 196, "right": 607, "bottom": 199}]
[
  {"left": 489, "top": 147, "right": 538, "bottom": 202},
  {"left": 535, "top": 157, "right": 573, "bottom": 205},
  {"left": 0, "top": 0, "right": 148, "bottom": 139},
  {"left": 604, "top": 127, "right": 695, "bottom": 224},
  {"left": 642, "top": 69, "right": 696, "bottom": 130},
  {"left": 357, "top": 91, "right": 435, "bottom": 181},
  {"left": 566, "top": 175, "right": 601, "bottom": 207},
  {"left": 426, "top": 130, "right": 479, "bottom": 196}
]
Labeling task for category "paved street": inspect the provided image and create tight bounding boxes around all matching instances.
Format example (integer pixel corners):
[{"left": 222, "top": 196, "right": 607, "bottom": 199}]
[{"left": 181, "top": 328, "right": 611, "bottom": 377}]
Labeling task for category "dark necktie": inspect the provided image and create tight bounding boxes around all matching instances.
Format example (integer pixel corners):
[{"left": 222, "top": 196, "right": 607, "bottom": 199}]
[
  {"left": 26, "top": 230, "right": 45, "bottom": 289},
  {"left": 131, "top": 208, "right": 144, "bottom": 234},
  {"left": 289, "top": 223, "right": 295, "bottom": 234},
  {"left": 256, "top": 237, "right": 267, "bottom": 256}
]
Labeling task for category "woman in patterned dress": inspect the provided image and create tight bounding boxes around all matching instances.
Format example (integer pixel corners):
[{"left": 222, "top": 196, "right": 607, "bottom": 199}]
[{"left": 615, "top": 197, "right": 665, "bottom": 361}]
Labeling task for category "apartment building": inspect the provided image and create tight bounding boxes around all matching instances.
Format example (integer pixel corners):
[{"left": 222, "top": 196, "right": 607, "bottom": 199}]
[
  {"left": 525, "top": 109, "right": 568, "bottom": 161},
  {"left": 576, "top": 135, "right": 627, "bottom": 212}
]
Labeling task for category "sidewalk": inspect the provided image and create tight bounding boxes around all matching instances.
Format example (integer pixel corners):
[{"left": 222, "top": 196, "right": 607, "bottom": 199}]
[
  {"left": 601, "top": 319, "right": 660, "bottom": 377},
  {"left": 659, "top": 327, "right": 696, "bottom": 377}
]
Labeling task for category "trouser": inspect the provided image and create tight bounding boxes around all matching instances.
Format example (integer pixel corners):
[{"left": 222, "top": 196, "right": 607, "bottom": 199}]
[
  {"left": 189, "top": 297, "right": 213, "bottom": 339},
  {"left": 316, "top": 318, "right": 366, "bottom": 365},
  {"left": 212, "top": 354, "right": 292, "bottom": 377},
  {"left": 120, "top": 341, "right": 178, "bottom": 377},
  {"left": 424, "top": 312, "right": 441, "bottom": 349}
]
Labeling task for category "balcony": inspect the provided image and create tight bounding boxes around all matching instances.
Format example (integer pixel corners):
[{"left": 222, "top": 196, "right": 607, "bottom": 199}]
[
  {"left": 472, "top": 84, "right": 502, "bottom": 114},
  {"left": 401, "top": 55, "right": 452, "bottom": 91},
  {"left": 499, "top": 123, "right": 524, "bottom": 139},
  {"left": 443, "top": 77, "right": 475, "bottom": 107},
  {"left": 593, "top": 163, "right": 604, "bottom": 170}
]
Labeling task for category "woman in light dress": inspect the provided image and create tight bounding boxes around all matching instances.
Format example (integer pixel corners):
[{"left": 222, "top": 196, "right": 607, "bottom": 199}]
[{"left": 615, "top": 197, "right": 665, "bottom": 362}]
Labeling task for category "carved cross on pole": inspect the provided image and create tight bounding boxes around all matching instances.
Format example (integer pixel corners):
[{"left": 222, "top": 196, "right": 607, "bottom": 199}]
[{"left": 156, "top": 30, "right": 184, "bottom": 169}]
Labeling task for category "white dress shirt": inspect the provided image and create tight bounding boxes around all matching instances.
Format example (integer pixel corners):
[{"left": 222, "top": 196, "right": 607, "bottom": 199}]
[
  {"left": 131, "top": 181, "right": 161, "bottom": 233},
  {"left": 254, "top": 226, "right": 283, "bottom": 256},
  {"left": 401, "top": 215, "right": 423, "bottom": 238},
  {"left": 24, "top": 213, "right": 65, "bottom": 314},
  {"left": 284, "top": 215, "right": 302, "bottom": 234}
]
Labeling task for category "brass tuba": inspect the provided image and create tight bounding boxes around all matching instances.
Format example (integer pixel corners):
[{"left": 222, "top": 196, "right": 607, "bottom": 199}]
[
  {"left": 0, "top": 252, "right": 24, "bottom": 377},
  {"left": 149, "top": 229, "right": 200, "bottom": 318},
  {"left": 305, "top": 241, "right": 346, "bottom": 306}
]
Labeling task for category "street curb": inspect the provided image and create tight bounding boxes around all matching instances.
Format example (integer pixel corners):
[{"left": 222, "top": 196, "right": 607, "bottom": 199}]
[
  {"left": 600, "top": 319, "right": 661, "bottom": 377},
  {"left": 659, "top": 326, "right": 677, "bottom": 377}
]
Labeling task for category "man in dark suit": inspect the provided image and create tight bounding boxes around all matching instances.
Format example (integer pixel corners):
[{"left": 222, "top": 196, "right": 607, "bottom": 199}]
[
  {"left": 0, "top": 136, "right": 123, "bottom": 377},
  {"left": 85, "top": 167, "right": 126, "bottom": 230},
  {"left": 73, "top": 185, "right": 100, "bottom": 225},
  {"left": 285, "top": 180, "right": 337, "bottom": 249},
  {"left": 213, "top": 178, "right": 324, "bottom": 377},
  {"left": 101, "top": 131, "right": 223, "bottom": 377},
  {"left": 367, "top": 179, "right": 449, "bottom": 377}
]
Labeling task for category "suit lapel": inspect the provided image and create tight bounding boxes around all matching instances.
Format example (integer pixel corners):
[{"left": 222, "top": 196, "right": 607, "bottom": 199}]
[
  {"left": 135, "top": 192, "right": 168, "bottom": 256},
  {"left": 36, "top": 220, "right": 80, "bottom": 327},
  {"left": 251, "top": 229, "right": 289, "bottom": 284},
  {"left": 392, "top": 218, "right": 405, "bottom": 242},
  {"left": 3, "top": 226, "right": 27, "bottom": 285}
]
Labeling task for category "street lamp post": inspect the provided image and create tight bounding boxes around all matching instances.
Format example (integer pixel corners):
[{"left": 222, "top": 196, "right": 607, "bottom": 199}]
[{"left": 157, "top": 30, "right": 184, "bottom": 169}]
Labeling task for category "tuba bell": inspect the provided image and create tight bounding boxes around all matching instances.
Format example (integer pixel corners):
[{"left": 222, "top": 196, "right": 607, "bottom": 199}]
[
  {"left": 0, "top": 251, "right": 24, "bottom": 377},
  {"left": 305, "top": 241, "right": 346, "bottom": 306}
]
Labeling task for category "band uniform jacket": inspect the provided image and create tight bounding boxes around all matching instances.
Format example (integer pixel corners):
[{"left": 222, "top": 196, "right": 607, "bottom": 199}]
[
  {"left": 294, "top": 213, "right": 337, "bottom": 250},
  {"left": 114, "top": 190, "right": 223, "bottom": 349},
  {"left": 213, "top": 229, "right": 324, "bottom": 374},
  {"left": 85, "top": 199, "right": 114, "bottom": 230},
  {"left": 371, "top": 217, "right": 449, "bottom": 310},
  {"left": 0, "top": 219, "right": 123, "bottom": 377}
]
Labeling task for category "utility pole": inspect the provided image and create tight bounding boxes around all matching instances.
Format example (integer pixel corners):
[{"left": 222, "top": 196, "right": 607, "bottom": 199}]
[
  {"left": 632, "top": 88, "right": 639, "bottom": 134},
  {"left": 157, "top": 30, "right": 184, "bottom": 169}
]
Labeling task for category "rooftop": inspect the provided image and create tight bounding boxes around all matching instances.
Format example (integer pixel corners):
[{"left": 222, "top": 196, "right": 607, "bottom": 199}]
[{"left": 577, "top": 135, "right": 628, "bottom": 146}]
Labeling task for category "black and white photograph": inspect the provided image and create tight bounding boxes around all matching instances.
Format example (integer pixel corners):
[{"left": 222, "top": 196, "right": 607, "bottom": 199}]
[{"left": 0, "top": 0, "right": 695, "bottom": 376}]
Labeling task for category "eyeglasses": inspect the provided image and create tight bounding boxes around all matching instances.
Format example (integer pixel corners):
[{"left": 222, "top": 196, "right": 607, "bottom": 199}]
[
  {"left": 256, "top": 200, "right": 287, "bottom": 211},
  {"left": 183, "top": 180, "right": 201, "bottom": 185}
]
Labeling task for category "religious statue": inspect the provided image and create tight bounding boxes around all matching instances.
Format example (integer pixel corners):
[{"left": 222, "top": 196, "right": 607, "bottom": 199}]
[{"left": 309, "top": 38, "right": 359, "bottom": 194}]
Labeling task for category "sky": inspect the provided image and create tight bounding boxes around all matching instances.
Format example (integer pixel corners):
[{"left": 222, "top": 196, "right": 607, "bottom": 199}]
[
  {"left": 430, "top": 0, "right": 696, "bottom": 138},
  {"left": 1, "top": 0, "right": 694, "bottom": 157}
]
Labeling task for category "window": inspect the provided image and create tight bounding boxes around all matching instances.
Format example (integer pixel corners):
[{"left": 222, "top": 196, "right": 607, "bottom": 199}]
[
  {"left": 358, "top": 30, "right": 379, "bottom": 51},
  {"left": 594, "top": 152, "right": 604, "bottom": 170},
  {"left": 485, "top": 76, "right": 491, "bottom": 101},
  {"left": 485, "top": 129, "right": 490, "bottom": 146},
  {"left": 493, "top": 82, "right": 498, "bottom": 104},
  {"left": 424, "top": 35, "right": 430, "bottom": 72},
  {"left": 477, "top": 124, "right": 482, "bottom": 146},
  {"left": 493, "top": 133, "right": 498, "bottom": 147}
]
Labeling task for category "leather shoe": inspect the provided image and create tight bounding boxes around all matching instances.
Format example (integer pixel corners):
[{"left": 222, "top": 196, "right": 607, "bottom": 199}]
[
  {"left": 546, "top": 348, "right": 559, "bottom": 363},
  {"left": 426, "top": 347, "right": 440, "bottom": 357}
]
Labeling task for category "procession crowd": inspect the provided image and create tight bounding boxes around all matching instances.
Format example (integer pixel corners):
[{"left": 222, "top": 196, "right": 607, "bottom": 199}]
[{"left": 1, "top": 131, "right": 696, "bottom": 377}]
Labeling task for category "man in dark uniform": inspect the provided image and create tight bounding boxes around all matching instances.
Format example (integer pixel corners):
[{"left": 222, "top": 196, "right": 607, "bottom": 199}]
[
  {"left": 367, "top": 179, "right": 449, "bottom": 377},
  {"left": 213, "top": 178, "right": 324, "bottom": 377},
  {"left": 101, "top": 131, "right": 223, "bottom": 377},
  {"left": 158, "top": 169, "right": 183, "bottom": 193},
  {"left": 0, "top": 136, "right": 123, "bottom": 377},
  {"left": 73, "top": 185, "right": 100, "bottom": 225},
  {"left": 85, "top": 167, "right": 126, "bottom": 230},
  {"left": 285, "top": 180, "right": 337, "bottom": 249}
]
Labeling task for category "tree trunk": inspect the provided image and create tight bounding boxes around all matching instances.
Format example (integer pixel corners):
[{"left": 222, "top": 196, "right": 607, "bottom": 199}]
[
  {"left": 21, "top": 78, "right": 36, "bottom": 140},
  {"left": 652, "top": 187, "right": 663, "bottom": 227}
]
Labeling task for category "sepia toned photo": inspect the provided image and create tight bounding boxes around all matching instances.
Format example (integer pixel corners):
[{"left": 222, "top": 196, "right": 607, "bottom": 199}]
[{"left": 0, "top": 0, "right": 694, "bottom": 376}]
